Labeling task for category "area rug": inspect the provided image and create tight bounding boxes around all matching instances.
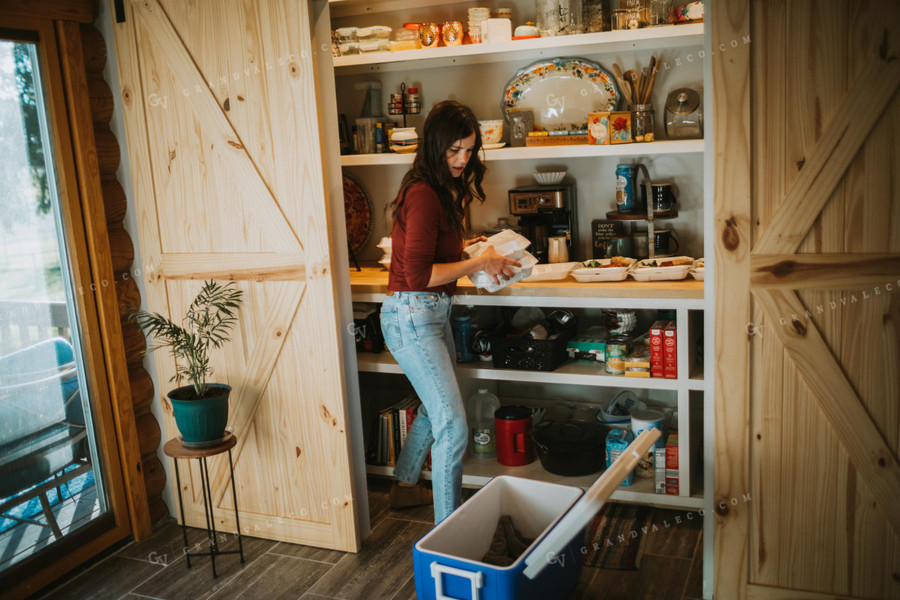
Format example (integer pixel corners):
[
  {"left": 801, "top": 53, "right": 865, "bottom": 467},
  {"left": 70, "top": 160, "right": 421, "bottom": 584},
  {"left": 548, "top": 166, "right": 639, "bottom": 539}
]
[
  {"left": 0, "top": 465, "right": 95, "bottom": 535},
  {"left": 582, "top": 502, "right": 654, "bottom": 570}
]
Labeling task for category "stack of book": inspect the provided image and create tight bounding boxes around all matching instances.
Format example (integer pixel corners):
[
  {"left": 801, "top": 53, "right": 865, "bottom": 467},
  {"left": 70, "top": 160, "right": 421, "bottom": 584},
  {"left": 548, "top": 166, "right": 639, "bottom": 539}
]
[{"left": 366, "top": 395, "right": 422, "bottom": 467}]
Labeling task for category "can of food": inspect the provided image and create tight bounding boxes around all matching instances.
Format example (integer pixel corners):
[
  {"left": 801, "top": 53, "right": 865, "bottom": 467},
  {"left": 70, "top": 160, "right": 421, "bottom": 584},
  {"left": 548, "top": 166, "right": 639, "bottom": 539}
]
[
  {"left": 605, "top": 334, "right": 630, "bottom": 374},
  {"left": 615, "top": 164, "right": 636, "bottom": 211}
]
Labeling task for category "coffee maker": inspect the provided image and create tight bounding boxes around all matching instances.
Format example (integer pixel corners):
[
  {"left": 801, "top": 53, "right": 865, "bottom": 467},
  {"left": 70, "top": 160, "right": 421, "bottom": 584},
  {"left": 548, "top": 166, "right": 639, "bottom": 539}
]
[{"left": 508, "top": 183, "right": 577, "bottom": 263}]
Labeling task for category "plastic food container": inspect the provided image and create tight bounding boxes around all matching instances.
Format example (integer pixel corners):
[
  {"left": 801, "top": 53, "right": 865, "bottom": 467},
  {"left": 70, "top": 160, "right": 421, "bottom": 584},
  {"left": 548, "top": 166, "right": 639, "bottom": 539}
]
[
  {"left": 629, "top": 256, "right": 694, "bottom": 282},
  {"left": 335, "top": 27, "right": 359, "bottom": 55},
  {"left": 691, "top": 258, "right": 704, "bottom": 280},
  {"left": 467, "top": 252, "right": 538, "bottom": 293},
  {"left": 357, "top": 26, "right": 391, "bottom": 53},
  {"left": 570, "top": 258, "right": 635, "bottom": 282},
  {"left": 524, "top": 262, "right": 579, "bottom": 282},
  {"left": 389, "top": 27, "right": 421, "bottom": 51},
  {"left": 464, "top": 229, "right": 531, "bottom": 261}
]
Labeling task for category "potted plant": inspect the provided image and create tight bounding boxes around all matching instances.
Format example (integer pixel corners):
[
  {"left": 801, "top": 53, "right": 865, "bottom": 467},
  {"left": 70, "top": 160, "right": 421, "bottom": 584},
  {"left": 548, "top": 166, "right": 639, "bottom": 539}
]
[{"left": 130, "top": 280, "right": 244, "bottom": 446}]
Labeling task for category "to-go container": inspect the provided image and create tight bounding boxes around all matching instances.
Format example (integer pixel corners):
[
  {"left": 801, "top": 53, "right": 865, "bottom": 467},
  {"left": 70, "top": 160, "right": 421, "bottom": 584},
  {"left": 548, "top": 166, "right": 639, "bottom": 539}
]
[
  {"left": 412, "top": 429, "right": 661, "bottom": 600},
  {"left": 357, "top": 26, "right": 391, "bottom": 52}
]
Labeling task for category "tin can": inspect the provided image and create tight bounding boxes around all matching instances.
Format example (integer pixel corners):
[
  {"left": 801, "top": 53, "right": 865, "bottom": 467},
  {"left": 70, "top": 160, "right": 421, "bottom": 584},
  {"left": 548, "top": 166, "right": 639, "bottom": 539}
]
[
  {"left": 615, "top": 164, "right": 635, "bottom": 211},
  {"left": 452, "top": 315, "right": 473, "bottom": 363},
  {"left": 587, "top": 111, "right": 611, "bottom": 145},
  {"left": 605, "top": 334, "right": 630, "bottom": 374},
  {"left": 609, "top": 111, "right": 633, "bottom": 143}
]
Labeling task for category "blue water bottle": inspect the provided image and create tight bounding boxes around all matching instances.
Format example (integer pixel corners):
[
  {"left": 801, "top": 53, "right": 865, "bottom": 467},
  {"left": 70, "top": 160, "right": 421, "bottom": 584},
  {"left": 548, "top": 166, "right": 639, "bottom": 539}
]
[
  {"left": 452, "top": 314, "right": 474, "bottom": 363},
  {"left": 615, "top": 164, "right": 635, "bottom": 211}
]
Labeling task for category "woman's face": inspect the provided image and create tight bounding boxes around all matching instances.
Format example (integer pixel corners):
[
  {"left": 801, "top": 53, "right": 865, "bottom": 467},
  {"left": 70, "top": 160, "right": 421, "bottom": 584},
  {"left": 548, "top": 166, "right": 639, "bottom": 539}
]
[{"left": 445, "top": 132, "right": 476, "bottom": 178}]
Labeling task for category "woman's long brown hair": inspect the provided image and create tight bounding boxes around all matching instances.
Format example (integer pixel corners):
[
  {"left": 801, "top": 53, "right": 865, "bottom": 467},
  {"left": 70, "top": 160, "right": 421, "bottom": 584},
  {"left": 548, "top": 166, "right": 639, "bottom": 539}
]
[{"left": 390, "top": 101, "right": 487, "bottom": 235}]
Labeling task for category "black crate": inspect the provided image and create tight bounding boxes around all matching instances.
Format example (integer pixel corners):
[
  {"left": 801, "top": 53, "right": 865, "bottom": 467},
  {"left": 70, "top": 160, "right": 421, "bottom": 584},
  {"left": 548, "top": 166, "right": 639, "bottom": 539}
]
[{"left": 489, "top": 319, "right": 577, "bottom": 371}]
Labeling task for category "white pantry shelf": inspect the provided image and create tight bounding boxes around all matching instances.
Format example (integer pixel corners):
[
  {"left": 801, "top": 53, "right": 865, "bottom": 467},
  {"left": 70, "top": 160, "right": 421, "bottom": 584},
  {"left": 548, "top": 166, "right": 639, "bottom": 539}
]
[
  {"left": 340, "top": 139, "right": 704, "bottom": 166},
  {"left": 332, "top": 23, "right": 704, "bottom": 74},
  {"left": 365, "top": 460, "right": 703, "bottom": 510}
]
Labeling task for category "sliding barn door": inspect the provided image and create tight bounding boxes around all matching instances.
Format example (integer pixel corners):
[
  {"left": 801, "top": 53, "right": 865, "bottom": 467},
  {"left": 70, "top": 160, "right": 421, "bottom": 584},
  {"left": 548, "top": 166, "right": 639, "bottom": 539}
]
[
  {"left": 109, "top": 0, "right": 359, "bottom": 551},
  {"left": 715, "top": 1, "right": 899, "bottom": 598}
]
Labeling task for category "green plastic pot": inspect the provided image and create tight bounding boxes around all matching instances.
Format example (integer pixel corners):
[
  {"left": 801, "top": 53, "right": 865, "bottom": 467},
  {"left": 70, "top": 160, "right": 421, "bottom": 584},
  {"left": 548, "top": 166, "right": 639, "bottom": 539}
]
[{"left": 168, "top": 384, "right": 231, "bottom": 444}]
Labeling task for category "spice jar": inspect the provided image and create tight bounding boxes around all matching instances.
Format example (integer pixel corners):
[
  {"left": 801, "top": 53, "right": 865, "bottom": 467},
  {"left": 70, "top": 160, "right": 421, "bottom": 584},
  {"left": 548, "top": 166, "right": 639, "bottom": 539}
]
[
  {"left": 630, "top": 104, "right": 655, "bottom": 142},
  {"left": 405, "top": 87, "right": 421, "bottom": 114}
]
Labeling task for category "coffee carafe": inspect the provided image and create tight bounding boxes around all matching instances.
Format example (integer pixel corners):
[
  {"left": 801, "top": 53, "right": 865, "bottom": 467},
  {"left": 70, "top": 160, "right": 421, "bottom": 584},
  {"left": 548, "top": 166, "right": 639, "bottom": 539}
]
[{"left": 508, "top": 183, "right": 578, "bottom": 263}]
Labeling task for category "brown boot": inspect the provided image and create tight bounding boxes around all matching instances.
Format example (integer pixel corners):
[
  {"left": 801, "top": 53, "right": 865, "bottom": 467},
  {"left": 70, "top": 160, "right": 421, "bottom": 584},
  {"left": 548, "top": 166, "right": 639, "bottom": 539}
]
[{"left": 390, "top": 482, "right": 434, "bottom": 508}]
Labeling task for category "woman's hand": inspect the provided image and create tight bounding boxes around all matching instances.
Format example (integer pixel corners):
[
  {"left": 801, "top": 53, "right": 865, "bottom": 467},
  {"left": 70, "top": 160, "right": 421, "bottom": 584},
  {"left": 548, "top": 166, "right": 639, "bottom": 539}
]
[
  {"left": 478, "top": 246, "right": 522, "bottom": 285},
  {"left": 463, "top": 236, "right": 488, "bottom": 248}
]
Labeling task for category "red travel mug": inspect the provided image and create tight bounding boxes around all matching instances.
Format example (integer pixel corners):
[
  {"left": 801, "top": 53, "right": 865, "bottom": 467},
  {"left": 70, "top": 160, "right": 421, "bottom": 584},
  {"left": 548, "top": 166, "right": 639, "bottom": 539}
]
[{"left": 494, "top": 405, "right": 535, "bottom": 466}]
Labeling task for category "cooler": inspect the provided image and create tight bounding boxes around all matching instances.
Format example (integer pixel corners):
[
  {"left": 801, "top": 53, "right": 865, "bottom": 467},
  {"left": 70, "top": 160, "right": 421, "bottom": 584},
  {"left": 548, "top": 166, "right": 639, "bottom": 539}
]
[{"left": 412, "top": 429, "right": 661, "bottom": 600}]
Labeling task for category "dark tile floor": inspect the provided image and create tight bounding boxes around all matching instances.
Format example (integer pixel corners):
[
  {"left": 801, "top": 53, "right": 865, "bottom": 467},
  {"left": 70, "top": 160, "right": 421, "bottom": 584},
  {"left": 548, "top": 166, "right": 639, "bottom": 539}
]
[{"left": 33, "top": 478, "right": 703, "bottom": 600}]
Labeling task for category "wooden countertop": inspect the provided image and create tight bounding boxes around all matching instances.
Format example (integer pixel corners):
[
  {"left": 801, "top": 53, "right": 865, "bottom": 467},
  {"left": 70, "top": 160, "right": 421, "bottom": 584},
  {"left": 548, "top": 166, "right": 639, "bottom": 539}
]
[{"left": 348, "top": 267, "right": 704, "bottom": 300}]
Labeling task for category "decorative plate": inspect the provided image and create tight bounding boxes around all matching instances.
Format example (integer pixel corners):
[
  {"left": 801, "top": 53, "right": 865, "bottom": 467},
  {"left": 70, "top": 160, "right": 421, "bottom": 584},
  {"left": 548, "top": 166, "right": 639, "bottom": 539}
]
[
  {"left": 343, "top": 171, "right": 374, "bottom": 253},
  {"left": 501, "top": 58, "right": 620, "bottom": 131}
]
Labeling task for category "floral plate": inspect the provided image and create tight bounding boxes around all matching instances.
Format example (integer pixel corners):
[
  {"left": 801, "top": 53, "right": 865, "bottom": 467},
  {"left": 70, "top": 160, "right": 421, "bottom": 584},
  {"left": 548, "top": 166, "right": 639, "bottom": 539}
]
[{"left": 501, "top": 57, "right": 620, "bottom": 131}]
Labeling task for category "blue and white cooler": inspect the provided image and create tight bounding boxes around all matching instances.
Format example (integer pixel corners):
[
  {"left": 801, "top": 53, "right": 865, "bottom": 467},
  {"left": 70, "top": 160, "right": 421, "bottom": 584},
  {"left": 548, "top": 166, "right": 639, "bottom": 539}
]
[{"left": 412, "top": 429, "right": 661, "bottom": 600}]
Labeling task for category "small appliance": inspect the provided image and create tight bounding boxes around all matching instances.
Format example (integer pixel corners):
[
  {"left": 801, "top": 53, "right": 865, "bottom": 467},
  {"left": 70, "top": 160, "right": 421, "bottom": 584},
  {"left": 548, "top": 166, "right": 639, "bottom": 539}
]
[{"left": 508, "top": 183, "right": 577, "bottom": 263}]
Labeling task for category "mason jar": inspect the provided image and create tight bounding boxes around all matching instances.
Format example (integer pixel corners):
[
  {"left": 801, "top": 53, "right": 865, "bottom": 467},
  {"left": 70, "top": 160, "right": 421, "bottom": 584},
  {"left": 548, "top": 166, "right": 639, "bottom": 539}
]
[{"left": 630, "top": 104, "right": 655, "bottom": 142}]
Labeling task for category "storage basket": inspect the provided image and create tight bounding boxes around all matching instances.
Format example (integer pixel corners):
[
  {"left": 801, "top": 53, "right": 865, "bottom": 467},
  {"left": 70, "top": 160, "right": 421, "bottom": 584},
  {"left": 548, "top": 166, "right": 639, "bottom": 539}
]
[{"left": 490, "top": 319, "right": 577, "bottom": 371}]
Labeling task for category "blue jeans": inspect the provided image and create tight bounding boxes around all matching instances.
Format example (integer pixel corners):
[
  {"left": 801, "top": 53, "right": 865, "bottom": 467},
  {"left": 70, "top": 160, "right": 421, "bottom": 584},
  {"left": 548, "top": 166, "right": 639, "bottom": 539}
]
[{"left": 380, "top": 292, "right": 467, "bottom": 524}]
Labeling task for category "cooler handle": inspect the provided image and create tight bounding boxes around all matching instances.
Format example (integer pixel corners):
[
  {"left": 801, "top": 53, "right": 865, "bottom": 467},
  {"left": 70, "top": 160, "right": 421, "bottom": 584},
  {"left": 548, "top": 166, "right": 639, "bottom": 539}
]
[{"left": 430, "top": 562, "right": 484, "bottom": 600}]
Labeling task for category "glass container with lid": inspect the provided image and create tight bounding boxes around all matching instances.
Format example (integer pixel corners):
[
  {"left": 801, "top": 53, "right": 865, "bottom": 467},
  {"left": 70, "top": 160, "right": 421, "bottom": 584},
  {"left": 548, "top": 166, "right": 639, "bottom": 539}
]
[{"left": 664, "top": 87, "right": 703, "bottom": 139}]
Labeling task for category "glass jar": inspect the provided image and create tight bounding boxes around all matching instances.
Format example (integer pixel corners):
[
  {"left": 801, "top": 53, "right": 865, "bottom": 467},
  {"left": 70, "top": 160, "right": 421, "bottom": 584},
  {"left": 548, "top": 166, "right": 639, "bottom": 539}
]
[
  {"left": 418, "top": 22, "right": 440, "bottom": 48},
  {"left": 630, "top": 103, "right": 655, "bottom": 142},
  {"left": 536, "top": 0, "right": 560, "bottom": 36},
  {"left": 584, "top": 0, "right": 610, "bottom": 32},
  {"left": 612, "top": 0, "right": 649, "bottom": 29},
  {"left": 442, "top": 21, "right": 463, "bottom": 46},
  {"left": 405, "top": 87, "right": 421, "bottom": 114},
  {"left": 561, "top": 0, "right": 585, "bottom": 34}
]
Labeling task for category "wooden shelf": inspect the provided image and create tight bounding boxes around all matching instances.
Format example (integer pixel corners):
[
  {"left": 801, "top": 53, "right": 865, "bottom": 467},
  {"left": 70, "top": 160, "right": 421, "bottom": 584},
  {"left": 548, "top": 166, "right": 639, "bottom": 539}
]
[
  {"left": 349, "top": 267, "right": 704, "bottom": 308},
  {"left": 365, "top": 458, "right": 703, "bottom": 510},
  {"left": 340, "top": 140, "right": 704, "bottom": 166},
  {"left": 605, "top": 209, "right": 679, "bottom": 220},
  {"left": 332, "top": 23, "right": 704, "bottom": 74}
]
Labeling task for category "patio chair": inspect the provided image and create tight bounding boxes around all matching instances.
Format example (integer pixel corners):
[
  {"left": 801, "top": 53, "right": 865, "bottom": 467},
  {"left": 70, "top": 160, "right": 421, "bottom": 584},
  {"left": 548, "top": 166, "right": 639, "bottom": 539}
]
[{"left": 0, "top": 338, "right": 91, "bottom": 539}]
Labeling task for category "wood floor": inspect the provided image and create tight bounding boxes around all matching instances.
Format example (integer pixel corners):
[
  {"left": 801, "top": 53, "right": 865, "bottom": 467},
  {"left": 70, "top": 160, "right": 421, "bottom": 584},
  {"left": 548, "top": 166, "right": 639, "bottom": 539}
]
[{"left": 32, "top": 477, "right": 703, "bottom": 600}]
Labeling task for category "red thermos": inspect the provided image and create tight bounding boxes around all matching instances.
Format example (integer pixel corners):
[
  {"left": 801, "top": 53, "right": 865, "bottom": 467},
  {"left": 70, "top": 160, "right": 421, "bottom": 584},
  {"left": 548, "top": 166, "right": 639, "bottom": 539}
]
[{"left": 494, "top": 405, "right": 535, "bottom": 466}]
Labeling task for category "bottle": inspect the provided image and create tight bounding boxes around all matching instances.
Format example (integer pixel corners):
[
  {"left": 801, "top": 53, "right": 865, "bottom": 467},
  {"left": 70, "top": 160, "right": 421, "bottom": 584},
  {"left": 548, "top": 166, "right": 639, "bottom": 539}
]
[
  {"left": 452, "top": 312, "right": 473, "bottom": 363},
  {"left": 467, "top": 388, "right": 501, "bottom": 458}
]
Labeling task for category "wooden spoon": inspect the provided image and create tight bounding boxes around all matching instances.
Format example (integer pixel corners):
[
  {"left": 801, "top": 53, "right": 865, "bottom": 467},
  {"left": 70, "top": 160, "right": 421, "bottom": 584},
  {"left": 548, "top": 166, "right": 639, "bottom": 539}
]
[
  {"left": 624, "top": 70, "right": 640, "bottom": 107},
  {"left": 612, "top": 63, "right": 632, "bottom": 106},
  {"left": 643, "top": 56, "right": 658, "bottom": 104}
]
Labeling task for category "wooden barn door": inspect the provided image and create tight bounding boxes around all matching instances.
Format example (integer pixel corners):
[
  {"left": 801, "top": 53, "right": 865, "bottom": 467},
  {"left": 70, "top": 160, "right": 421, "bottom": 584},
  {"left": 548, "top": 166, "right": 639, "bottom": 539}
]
[
  {"left": 714, "top": 1, "right": 900, "bottom": 598},
  {"left": 109, "top": 0, "right": 360, "bottom": 551}
]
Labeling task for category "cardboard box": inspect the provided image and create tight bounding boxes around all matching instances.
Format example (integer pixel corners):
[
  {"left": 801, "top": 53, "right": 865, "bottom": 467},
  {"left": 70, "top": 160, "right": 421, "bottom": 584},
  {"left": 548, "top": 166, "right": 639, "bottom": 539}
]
[
  {"left": 663, "top": 321, "right": 677, "bottom": 378},
  {"left": 665, "top": 470, "right": 679, "bottom": 495},
  {"left": 654, "top": 447, "right": 667, "bottom": 494},
  {"left": 566, "top": 326, "right": 608, "bottom": 362},
  {"left": 666, "top": 433, "right": 679, "bottom": 470},
  {"left": 649, "top": 320, "right": 667, "bottom": 377}
]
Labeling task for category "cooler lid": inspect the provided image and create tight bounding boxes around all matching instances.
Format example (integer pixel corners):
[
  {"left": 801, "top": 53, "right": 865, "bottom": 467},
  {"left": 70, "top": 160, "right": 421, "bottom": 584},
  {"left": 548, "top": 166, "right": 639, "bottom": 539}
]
[{"left": 522, "top": 427, "right": 661, "bottom": 580}]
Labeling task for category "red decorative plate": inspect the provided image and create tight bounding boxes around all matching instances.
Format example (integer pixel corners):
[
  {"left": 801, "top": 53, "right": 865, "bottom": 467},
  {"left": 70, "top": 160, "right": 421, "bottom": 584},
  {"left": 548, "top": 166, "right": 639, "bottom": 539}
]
[{"left": 343, "top": 171, "right": 374, "bottom": 253}]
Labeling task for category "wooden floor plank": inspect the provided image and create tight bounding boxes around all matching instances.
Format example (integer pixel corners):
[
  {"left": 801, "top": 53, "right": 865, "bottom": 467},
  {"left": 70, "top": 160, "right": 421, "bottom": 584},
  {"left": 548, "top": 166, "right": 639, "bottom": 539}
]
[
  {"left": 305, "top": 517, "right": 431, "bottom": 599},
  {"left": 208, "top": 553, "right": 332, "bottom": 600},
  {"left": 570, "top": 554, "right": 693, "bottom": 600},
  {"left": 643, "top": 508, "right": 703, "bottom": 560},
  {"left": 131, "top": 535, "right": 277, "bottom": 600},
  {"left": 42, "top": 555, "right": 164, "bottom": 599}
]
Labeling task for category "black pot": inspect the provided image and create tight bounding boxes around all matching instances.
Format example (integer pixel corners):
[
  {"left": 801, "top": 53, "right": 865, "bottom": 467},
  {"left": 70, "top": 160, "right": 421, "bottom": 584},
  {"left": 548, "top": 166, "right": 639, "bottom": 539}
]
[{"left": 532, "top": 420, "right": 609, "bottom": 476}]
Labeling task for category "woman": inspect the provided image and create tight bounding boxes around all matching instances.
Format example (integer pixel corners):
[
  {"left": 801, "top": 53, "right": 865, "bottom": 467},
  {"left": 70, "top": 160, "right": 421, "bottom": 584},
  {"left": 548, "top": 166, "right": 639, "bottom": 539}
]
[{"left": 380, "top": 101, "right": 520, "bottom": 524}]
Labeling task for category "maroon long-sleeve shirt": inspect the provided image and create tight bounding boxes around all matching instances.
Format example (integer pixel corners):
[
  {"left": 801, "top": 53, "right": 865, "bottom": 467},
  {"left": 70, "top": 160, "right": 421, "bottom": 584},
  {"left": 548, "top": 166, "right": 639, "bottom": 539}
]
[{"left": 387, "top": 181, "right": 463, "bottom": 296}]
